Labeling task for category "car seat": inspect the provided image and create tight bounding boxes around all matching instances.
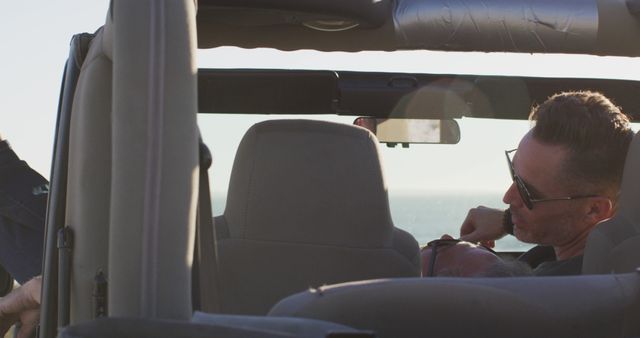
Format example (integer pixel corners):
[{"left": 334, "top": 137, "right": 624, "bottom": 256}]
[
  {"left": 269, "top": 273, "right": 640, "bottom": 338},
  {"left": 212, "top": 119, "right": 421, "bottom": 315},
  {"left": 582, "top": 131, "right": 640, "bottom": 274}
]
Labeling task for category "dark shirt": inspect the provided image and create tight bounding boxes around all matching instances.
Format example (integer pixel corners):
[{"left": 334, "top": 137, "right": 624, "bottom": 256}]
[
  {"left": 533, "top": 255, "right": 583, "bottom": 276},
  {"left": 0, "top": 140, "right": 48, "bottom": 284},
  {"left": 518, "top": 245, "right": 583, "bottom": 276}
]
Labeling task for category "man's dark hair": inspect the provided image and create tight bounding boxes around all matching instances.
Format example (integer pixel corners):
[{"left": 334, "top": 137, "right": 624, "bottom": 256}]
[{"left": 529, "top": 91, "right": 634, "bottom": 204}]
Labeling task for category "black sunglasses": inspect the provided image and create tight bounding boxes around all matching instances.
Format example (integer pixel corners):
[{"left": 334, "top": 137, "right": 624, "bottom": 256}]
[
  {"left": 505, "top": 149, "right": 599, "bottom": 210},
  {"left": 423, "top": 239, "right": 496, "bottom": 277}
]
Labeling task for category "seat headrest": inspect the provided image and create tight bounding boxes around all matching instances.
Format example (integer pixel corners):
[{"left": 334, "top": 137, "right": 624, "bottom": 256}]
[
  {"left": 223, "top": 119, "right": 394, "bottom": 247},
  {"left": 617, "top": 131, "right": 640, "bottom": 227},
  {"left": 583, "top": 131, "right": 640, "bottom": 274}
]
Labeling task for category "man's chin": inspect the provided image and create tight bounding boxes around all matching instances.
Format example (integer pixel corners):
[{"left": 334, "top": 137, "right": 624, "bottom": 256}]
[{"left": 513, "top": 227, "right": 538, "bottom": 244}]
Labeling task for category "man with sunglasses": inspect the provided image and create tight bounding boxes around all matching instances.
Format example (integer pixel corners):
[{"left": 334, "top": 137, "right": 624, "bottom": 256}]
[{"left": 459, "top": 91, "right": 634, "bottom": 276}]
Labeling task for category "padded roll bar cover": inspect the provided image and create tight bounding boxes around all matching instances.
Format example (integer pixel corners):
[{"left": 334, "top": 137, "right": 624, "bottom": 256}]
[
  {"left": 394, "top": 0, "right": 597, "bottom": 53},
  {"left": 596, "top": 0, "right": 640, "bottom": 56},
  {"left": 109, "top": 0, "right": 199, "bottom": 319},
  {"left": 269, "top": 274, "right": 640, "bottom": 338},
  {"left": 191, "top": 311, "right": 362, "bottom": 337},
  {"left": 58, "top": 317, "right": 294, "bottom": 338},
  {"left": 197, "top": 0, "right": 640, "bottom": 56},
  {"left": 198, "top": 0, "right": 392, "bottom": 27},
  {"left": 583, "top": 131, "right": 640, "bottom": 274}
]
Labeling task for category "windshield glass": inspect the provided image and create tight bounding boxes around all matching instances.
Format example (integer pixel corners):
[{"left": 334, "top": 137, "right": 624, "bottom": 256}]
[{"left": 198, "top": 48, "right": 640, "bottom": 252}]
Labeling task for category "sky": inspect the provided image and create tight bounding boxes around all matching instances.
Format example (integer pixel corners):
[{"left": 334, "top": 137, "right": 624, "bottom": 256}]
[
  {"left": 2, "top": 1, "right": 640, "bottom": 197},
  {"left": 0, "top": 1, "right": 110, "bottom": 177}
]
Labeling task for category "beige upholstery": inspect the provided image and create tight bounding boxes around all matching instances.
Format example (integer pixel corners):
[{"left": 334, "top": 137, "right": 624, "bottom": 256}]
[
  {"left": 583, "top": 131, "right": 640, "bottom": 274},
  {"left": 66, "top": 0, "right": 198, "bottom": 323},
  {"left": 66, "top": 26, "right": 113, "bottom": 324},
  {"left": 269, "top": 273, "right": 640, "bottom": 338},
  {"left": 108, "top": 0, "right": 198, "bottom": 319},
  {"left": 214, "top": 119, "right": 421, "bottom": 315}
]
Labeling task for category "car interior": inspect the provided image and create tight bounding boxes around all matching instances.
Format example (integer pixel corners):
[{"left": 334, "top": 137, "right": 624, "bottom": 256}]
[{"left": 26, "top": 0, "right": 640, "bottom": 337}]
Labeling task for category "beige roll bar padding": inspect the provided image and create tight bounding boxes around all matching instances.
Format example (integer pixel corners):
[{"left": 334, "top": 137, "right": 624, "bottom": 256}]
[
  {"left": 66, "top": 0, "right": 199, "bottom": 324},
  {"left": 109, "top": 0, "right": 199, "bottom": 319}
]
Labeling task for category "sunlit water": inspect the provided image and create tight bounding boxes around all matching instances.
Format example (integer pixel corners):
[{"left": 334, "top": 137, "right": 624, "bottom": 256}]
[{"left": 387, "top": 191, "right": 533, "bottom": 251}]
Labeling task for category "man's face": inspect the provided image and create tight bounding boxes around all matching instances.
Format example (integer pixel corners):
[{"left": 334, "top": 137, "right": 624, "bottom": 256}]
[{"left": 502, "top": 132, "right": 592, "bottom": 247}]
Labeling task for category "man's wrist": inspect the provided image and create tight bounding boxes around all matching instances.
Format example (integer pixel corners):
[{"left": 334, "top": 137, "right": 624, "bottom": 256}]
[{"left": 502, "top": 208, "right": 514, "bottom": 235}]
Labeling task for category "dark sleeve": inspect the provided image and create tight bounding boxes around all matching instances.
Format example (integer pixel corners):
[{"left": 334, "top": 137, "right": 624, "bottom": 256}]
[{"left": 0, "top": 162, "right": 48, "bottom": 284}]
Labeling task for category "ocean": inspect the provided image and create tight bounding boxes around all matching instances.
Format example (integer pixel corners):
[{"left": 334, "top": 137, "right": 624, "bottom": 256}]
[
  {"left": 386, "top": 191, "right": 533, "bottom": 251},
  {"left": 212, "top": 191, "right": 533, "bottom": 252}
]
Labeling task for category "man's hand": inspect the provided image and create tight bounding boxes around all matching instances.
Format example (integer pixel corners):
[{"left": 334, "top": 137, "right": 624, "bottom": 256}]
[
  {"left": 0, "top": 275, "right": 41, "bottom": 338},
  {"left": 459, "top": 206, "right": 507, "bottom": 247}
]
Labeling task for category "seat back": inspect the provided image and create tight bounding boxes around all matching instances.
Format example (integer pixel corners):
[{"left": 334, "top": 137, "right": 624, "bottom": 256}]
[
  {"left": 269, "top": 273, "right": 640, "bottom": 338},
  {"left": 583, "top": 131, "right": 640, "bottom": 274},
  {"left": 65, "top": 25, "right": 113, "bottom": 324},
  {"left": 215, "top": 119, "right": 421, "bottom": 315}
]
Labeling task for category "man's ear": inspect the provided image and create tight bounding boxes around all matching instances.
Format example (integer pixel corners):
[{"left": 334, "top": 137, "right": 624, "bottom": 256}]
[{"left": 586, "top": 197, "right": 614, "bottom": 224}]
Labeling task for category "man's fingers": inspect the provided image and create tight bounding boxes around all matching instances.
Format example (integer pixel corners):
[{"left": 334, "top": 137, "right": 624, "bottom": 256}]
[
  {"left": 459, "top": 218, "right": 475, "bottom": 237},
  {"left": 459, "top": 232, "right": 480, "bottom": 243},
  {"left": 17, "top": 309, "right": 40, "bottom": 338},
  {"left": 459, "top": 207, "right": 483, "bottom": 237},
  {"left": 480, "top": 240, "right": 496, "bottom": 248}
]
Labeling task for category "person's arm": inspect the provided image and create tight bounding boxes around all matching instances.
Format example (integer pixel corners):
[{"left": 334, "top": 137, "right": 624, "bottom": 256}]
[
  {"left": 0, "top": 275, "right": 41, "bottom": 338},
  {"left": 459, "top": 206, "right": 509, "bottom": 247}
]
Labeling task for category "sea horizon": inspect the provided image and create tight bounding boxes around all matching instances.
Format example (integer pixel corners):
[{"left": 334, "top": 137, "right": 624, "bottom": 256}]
[{"left": 211, "top": 189, "right": 532, "bottom": 252}]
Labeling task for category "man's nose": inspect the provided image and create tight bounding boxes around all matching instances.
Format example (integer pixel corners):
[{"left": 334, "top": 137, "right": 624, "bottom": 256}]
[{"left": 503, "top": 182, "right": 523, "bottom": 208}]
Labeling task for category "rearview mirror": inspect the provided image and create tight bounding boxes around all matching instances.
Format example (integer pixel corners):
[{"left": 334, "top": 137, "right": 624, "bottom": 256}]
[{"left": 354, "top": 118, "right": 461, "bottom": 146}]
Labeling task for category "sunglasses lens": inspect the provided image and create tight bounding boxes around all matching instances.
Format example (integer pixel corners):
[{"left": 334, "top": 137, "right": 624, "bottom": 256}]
[
  {"left": 515, "top": 177, "right": 533, "bottom": 209},
  {"left": 506, "top": 151, "right": 534, "bottom": 210}
]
